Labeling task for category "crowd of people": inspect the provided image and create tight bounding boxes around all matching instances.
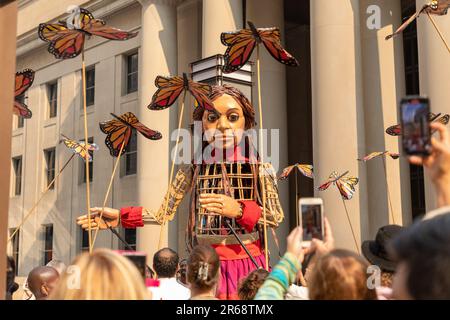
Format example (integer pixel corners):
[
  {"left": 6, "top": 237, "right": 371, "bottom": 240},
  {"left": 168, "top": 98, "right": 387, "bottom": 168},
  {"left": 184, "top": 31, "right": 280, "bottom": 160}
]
[{"left": 5, "top": 121, "right": 450, "bottom": 301}]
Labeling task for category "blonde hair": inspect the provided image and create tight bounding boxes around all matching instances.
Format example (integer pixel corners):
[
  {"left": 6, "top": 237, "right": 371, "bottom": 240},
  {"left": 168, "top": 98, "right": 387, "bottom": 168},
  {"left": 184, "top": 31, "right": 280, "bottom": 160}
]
[
  {"left": 308, "top": 249, "right": 377, "bottom": 300},
  {"left": 50, "top": 249, "right": 150, "bottom": 300}
]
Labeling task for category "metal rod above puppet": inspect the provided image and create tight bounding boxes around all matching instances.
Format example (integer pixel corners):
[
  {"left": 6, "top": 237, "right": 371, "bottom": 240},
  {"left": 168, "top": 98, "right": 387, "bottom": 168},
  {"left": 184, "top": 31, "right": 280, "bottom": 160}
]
[
  {"left": 221, "top": 20, "right": 300, "bottom": 269},
  {"left": 38, "top": 6, "right": 138, "bottom": 253}
]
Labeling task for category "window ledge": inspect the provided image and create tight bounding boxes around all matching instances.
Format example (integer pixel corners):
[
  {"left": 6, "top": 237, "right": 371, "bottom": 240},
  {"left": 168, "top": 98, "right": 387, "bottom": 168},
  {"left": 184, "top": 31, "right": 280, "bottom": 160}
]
[
  {"left": 12, "top": 128, "right": 24, "bottom": 137},
  {"left": 43, "top": 117, "right": 57, "bottom": 128},
  {"left": 121, "top": 91, "right": 138, "bottom": 103}
]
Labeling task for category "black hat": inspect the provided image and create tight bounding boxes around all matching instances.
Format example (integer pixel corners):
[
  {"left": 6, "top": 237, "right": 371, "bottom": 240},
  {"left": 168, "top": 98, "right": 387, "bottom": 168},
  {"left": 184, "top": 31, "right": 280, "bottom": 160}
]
[{"left": 361, "top": 225, "right": 405, "bottom": 272}]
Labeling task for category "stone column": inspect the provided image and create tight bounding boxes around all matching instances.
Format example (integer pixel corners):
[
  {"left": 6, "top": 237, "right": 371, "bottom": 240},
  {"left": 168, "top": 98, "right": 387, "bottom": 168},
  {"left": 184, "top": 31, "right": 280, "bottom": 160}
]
[
  {"left": 0, "top": 0, "right": 17, "bottom": 300},
  {"left": 247, "top": 0, "right": 290, "bottom": 261},
  {"left": 202, "top": 0, "right": 243, "bottom": 57},
  {"left": 137, "top": 0, "right": 178, "bottom": 263},
  {"left": 359, "top": 0, "right": 411, "bottom": 236},
  {"left": 311, "top": 0, "right": 369, "bottom": 250},
  {"left": 416, "top": 0, "right": 450, "bottom": 211}
]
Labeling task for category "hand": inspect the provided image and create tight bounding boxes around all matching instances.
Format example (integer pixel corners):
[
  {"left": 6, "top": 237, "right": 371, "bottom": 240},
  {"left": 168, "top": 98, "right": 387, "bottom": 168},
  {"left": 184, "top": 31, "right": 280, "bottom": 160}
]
[
  {"left": 76, "top": 207, "right": 120, "bottom": 230},
  {"left": 304, "top": 218, "right": 334, "bottom": 282},
  {"left": 286, "top": 226, "right": 305, "bottom": 262},
  {"left": 199, "top": 193, "right": 242, "bottom": 219},
  {"left": 409, "top": 122, "right": 450, "bottom": 207}
]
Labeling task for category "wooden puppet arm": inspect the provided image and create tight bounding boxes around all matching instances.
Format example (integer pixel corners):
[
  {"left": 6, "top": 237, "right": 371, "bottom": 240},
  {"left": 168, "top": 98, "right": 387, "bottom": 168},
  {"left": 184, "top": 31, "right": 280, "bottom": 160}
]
[{"left": 257, "top": 163, "right": 285, "bottom": 228}]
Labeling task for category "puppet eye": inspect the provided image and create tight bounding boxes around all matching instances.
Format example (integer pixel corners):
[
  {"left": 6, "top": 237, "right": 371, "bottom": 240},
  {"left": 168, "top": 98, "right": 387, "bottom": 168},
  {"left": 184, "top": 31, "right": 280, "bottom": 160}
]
[
  {"left": 228, "top": 113, "right": 239, "bottom": 122},
  {"left": 207, "top": 113, "right": 219, "bottom": 122}
]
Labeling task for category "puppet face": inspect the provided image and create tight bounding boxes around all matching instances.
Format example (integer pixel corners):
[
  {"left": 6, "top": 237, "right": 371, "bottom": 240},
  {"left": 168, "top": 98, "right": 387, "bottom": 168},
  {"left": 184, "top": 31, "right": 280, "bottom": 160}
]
[{"left": 202, "top": 94, "right": 246, "bottom": 150}]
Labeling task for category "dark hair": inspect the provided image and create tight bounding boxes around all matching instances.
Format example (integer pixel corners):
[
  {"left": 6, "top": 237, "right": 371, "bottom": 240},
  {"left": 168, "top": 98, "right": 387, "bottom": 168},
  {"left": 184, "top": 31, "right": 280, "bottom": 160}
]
[
  {"left": 390, "top": 213, "right": 450, "bottom": 299},
  {"left": 187, "top": 245, "right": 220, "bottom": 290},
  {"left": 237, "top": 268, "right": 269, "bottom": 300},
  {"left": 193, "top": 84, "right": 256, "bottom": 130},
  {"left": 309, "top": 249, "right": 377, "bottom": 300},
  {"left": 153, "top": 248, "right": 179, "bottom": 278}
]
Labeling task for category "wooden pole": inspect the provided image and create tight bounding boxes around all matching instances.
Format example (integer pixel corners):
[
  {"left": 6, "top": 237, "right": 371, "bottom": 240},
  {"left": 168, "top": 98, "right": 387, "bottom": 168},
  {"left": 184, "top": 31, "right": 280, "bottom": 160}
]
[
  {"left": 8, "top": 154, "right": 76, "bottom": 243},
  {"left": 92, "top": 141, "right": 126, "bottom": 247},
  {"left": 0, "top": 0, "right": 18, "bottom": 300},
  {"left": 81, "top": 50, "right": 93, "bottom": 254},
  {"left": 426, "top": 12, "right": 450, "bottom": 54},
  {"left": 158, "top": 91, "right": 187, "bottom": 250},
  {"left": 256, "top": 45, "right": 269, "bottom": 270}
]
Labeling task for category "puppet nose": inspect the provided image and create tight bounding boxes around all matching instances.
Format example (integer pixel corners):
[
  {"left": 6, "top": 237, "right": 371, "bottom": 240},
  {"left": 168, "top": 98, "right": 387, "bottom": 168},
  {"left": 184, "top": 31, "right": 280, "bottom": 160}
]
[{"left": 217, "top": 116, "right": 231, "bottom": 132}]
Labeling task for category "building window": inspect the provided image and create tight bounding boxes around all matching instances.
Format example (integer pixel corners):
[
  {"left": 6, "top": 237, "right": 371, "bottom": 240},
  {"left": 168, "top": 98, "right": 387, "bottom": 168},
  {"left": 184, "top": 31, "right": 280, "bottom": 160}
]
[
  {"left": 122, "top": 228, "right": 137, "bottom": 250},
  {"left": 42, "top": 224, "right": 53, "bottom": 265},
  {"left": 12, "top": 156, "right": 22, "bottom": 196},
  {"left": 44, "top": 148, "right": 56, "bottom": 190},
  {"left": 402, "top": 0, "right": 425, "bottom": 219},
  {"left": 80, "top": 229, "right": 89, "bottom": 253},
  {"left": 47, "top": 81, "right": 58, "bottom": 118},
  {"left": 9, "top": 229, "right": 19, "bottom": 275},
  {"left": 80, "top": 137, "right": 94, "bottom": 184},
  {"left": 126, "top": 52, "right": 138, "bottom": 94},
  {"left": 16, "top": 94, "right": 25, "bottom": 128},
  {"left": 122, "top": 130, "right": 137, "bottom": 176},
  {"left": 86, "top": 67, "right": 95, "bottom": 106}
]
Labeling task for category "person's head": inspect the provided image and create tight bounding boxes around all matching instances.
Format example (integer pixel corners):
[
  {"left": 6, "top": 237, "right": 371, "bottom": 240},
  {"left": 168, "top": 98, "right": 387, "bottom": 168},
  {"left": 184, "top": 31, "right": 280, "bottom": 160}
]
[
  {"left": 46, "top": 259, "right": 67, "bottom": 275},
  {"left": 153, "top": 248, "right": 179, "bottom": 279},
  {"left": 177, "top": 258, "right": 188, "bottom": 285},
  {"left": 308, "top": 249, "right": 377, "bottom": 300},
  {"left": 6, "top": 256, "right": 18, "bottom": 300},
  {"left": 193, "top": 85, "right": 256, "bottom": 151},
  {"left": 361, "top": 224, "right": 404, "bottom": 279},
  {"left": 390, "top": 213, "right": 450, "bottom": 300},
  {"left": 187, "top": 245, "right": 220, "bottom": 295},
  {"left": 237, "top": 268, "right": 269, "bottom": 300},
  {"left": 27, "top": 266, "right": 60, "bottom": 300},
  {"left": 50, "top": 249, "right": 150, "bottom": 300}
]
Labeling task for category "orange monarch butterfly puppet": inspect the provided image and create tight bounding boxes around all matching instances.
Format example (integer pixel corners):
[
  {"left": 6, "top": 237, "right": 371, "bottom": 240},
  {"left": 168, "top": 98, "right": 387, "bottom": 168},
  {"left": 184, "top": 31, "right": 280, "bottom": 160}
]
[
  {"left": 385, "top": 0, "right": 450, "bottom": 40},
  {"left": 100, "top": 112, "right": 162, "bottom": 157},
  {"left": 357, "top": 151, "right": 400, "bottom": 162},
  {"left": 14, "top": 69, "right": 35, "bottom": 119},
  {"left": 386, "top": 112, "right": 450, "bottom": 136},
  {"left": 148, "top": 73, "right": 214, "bottom": 111},
  {"left": 278, "top": 164, "right": 314, "bottom": 180},
  {"left": 38, "top": 7, "right": 138, "bottom": 59},
  {"left": 221, "top": 21, "right": 299, "bottom": 73},
  {"left": 318, "top": 171, "right": 359, "bottom": 201},
  {"left": 61, "top": 134, "right": 99, "bottom": 162}
]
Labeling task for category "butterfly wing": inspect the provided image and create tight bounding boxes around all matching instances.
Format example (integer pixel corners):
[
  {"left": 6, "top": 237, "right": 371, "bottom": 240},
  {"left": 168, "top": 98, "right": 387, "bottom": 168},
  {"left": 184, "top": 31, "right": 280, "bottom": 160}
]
[
  {"left": 278, "top": 165, "right": 295, "bottom": 181},
  {"left": 86, "top": 22, "right": 138, "bottom": 40},
  {"left": 13, "top": 101, "right": 33, "bottom": 119},
  {"left": 38, "top": 23, "right": 85, "bottom": 59},
  {"left": 188, "top": 81, "right": 214, "bottom": 111},
  {"left": 337, "top": 177, "right": 359, "bottom": 200},
  {"left": 296, "top": 164, "right": 314, "bottom": 179},
  {"left": 148, "top": 76, "right": 184, "bottom": 110},
  {"left": 385, "top": 7, "right": 424, "bottom": 40},
  {"left": 120, "top": 112, "right": 163, "bottom": 141},
  {"left": 15, "top": 69, "right": 35, "bottom": 97},
  {"left": 358, "top": 151, "right": 385, "bottom": 162},
  {"left": 435, "top": 114, "right": 450, "bottom": 125},
  {"left": 259, "top": 27, "right": 299, "bottom": 67},
  {"left": 99, "top": 119, "right": 132, "bottom": 157},
  {"left": 62, "top": 137, "right": 92, "bottom": 161},
  {"left": 386, "top": 124, "right": 402, "bottom": 136},
  {"left": 221, "top": 29, "right": 256, "bottom": 73}
]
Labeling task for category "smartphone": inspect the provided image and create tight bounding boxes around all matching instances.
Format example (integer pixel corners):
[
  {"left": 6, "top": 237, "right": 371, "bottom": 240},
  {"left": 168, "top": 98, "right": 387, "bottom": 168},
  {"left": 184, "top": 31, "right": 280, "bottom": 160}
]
[
  {"left": 116, "top": 250, "right": 147, "bottom": 280},
  {"left": 400, "top": 96, "right": 431, "bottom": 156},
  {"left": 299, "top": 198, "right": 324, "bottom": 248}
]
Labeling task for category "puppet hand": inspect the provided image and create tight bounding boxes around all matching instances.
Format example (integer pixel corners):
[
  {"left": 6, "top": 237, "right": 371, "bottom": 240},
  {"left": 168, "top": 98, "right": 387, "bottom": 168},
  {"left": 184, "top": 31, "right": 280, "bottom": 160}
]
[
  {"left": 76, "top": 207, "right": 120, "bottom": 230},
  {"left": 199, "top": 193, "right": 242, "bottom": 219}
]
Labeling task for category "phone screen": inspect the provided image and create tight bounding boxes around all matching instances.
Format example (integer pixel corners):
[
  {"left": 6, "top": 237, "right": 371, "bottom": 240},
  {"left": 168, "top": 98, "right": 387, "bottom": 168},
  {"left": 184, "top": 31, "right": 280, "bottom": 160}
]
[
  {"left": 301, "top": 204, "right": 323, "bottom": 242},
  {"left": 401, "top": 97, "right": 431, "bottom": 156},
  {"left": 117, "top": 251, "right": 147, "bottom": 280}
]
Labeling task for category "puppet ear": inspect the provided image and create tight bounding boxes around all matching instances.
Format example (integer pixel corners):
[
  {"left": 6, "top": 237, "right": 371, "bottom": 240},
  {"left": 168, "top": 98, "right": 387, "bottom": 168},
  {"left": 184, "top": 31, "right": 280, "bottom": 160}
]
[{"left": 41, "top": 284, "right": 49, "bottom": 297}]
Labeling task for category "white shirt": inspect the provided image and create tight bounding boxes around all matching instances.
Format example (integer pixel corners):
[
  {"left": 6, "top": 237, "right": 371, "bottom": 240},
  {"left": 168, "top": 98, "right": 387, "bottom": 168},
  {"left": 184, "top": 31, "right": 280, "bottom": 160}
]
[{"left": 149, "top": 278, "right": 191, "bottom": 300}]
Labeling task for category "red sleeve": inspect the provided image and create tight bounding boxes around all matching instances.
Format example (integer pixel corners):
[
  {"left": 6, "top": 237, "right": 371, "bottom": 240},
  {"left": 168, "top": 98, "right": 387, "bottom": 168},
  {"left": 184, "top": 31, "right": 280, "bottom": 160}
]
[
  {"left": 236, "top": 200, "right": 261, "bottom": 233},
  {"left": 121, "top": 207, "right": 144, "bottom": 229}
]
